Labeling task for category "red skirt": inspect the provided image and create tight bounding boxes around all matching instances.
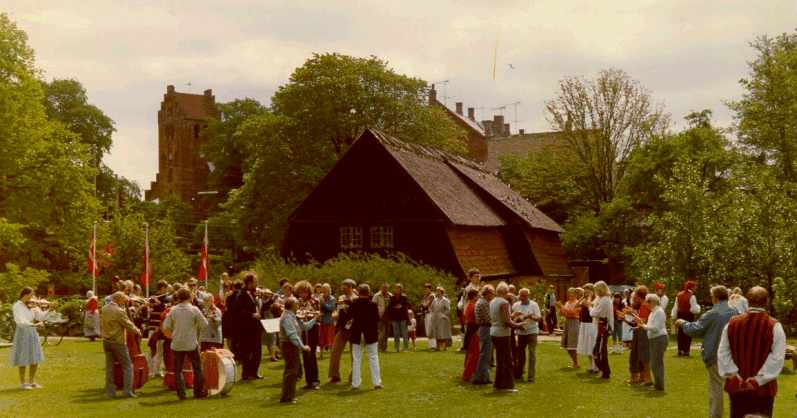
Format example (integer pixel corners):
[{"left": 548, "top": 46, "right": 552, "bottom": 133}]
[
  {"left": 319, "top": 324, "right": 336, "bottom": 348},
  {"left": 462, "top": 331, "right": 481, "bottom": 381}
]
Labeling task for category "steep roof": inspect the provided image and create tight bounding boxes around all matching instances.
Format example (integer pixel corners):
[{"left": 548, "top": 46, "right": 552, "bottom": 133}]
[
  {"left": 365, "top": 129, "right": 563, "bottom": 233},
  {"left": 433, "top": 100, "right": 485, "bottom": 138},
  {"left": 172, "top": 92, "right": 215, "bottom": 120}
]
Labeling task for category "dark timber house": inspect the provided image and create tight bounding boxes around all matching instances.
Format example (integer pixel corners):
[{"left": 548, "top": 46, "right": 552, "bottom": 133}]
[{"left": 281, "top": 129, "right": 572, "bottom": 283}]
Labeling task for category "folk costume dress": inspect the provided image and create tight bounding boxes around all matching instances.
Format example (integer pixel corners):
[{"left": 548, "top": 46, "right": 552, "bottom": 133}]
[
  {"left": 10, "top": 301, "right": 44, "bottom": 367},
  {"left": 560, "top": 301, "right": 580, "bottom": 351},
  {"left": 83, "top": 296, "right": 101, "bottom": 338},
  {"left": 576, "top": 303, "right": 597, "bottom": 356},
  {"left": 462, "top": 300, "right": 480, "bottom": 381}
]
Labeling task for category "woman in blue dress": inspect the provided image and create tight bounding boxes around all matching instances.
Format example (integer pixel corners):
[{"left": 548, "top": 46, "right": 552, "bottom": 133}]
[{"left": 10, "top": 287, "right": 45, "bottom": 390}]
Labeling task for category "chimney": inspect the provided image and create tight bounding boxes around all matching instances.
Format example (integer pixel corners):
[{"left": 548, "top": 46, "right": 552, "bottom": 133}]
[
  {"left": 204, "top": 89, "right": 213, "bottom": 97},
  {"left": 493, "top": 115, "right": 504, "bottom": 136},
  {"left": 504, "top": 123, "right": 510, "bottom": 136},
  {"left": 519, "top": 128, "right": 525, "bottom": 135},
  {"left": 429, "top": 84, "right": 437, "bottom": 105},
  {"left": 455, "top": 102, "right": 463, "bottom": 115},
  {"left": 482, "top": 120, "right": 493, "bottom": 137},
  {"left": 166, "top": 85, "right": 175, "bottom": 94},
  {"left": 467, "top": 107, "right": 475, "bottom": 121}
]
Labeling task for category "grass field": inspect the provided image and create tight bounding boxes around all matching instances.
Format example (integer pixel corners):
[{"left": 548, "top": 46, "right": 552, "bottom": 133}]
[{"left": 1, "top": 338, "right": 796, "bottom": 418}]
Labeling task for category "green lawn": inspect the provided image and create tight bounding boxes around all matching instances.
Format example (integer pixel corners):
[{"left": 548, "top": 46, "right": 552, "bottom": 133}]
[{"left": 1, "top": 339, "right": 796, "bottom": 418}]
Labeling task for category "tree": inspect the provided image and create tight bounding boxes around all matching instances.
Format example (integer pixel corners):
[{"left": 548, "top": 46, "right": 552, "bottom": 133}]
[
  {"left": 41, "top": 78, "right": 115, "bottom": 163},
  {"left": 215, "top": 53, "right": 466, "bottom": 251},
  {"left": 545, "top": 69, "right": 669, "bottom": 212},
  {"left": 0, "top": 13, "right": 99, "bottom": 276},
  {"left": 729, "top": 32, "right": 797, "bottom": 182}
]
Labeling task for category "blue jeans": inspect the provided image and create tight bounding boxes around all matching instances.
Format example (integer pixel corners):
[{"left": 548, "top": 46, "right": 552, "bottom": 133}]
[
  {"left": 392, "top": 320, "right": 408, "bottom": 352},
  {"left": 471, "top": 326, "right": 492, "bottom": 384},
  {"left": 103, "top": 341, "right": 132, "bottom": 397}
]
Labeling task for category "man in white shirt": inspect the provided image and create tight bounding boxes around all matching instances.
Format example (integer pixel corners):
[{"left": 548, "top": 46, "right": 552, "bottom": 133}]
[
  {"left": 717, "top": 286, "right": 785, "bottom": 418},
  {"left": 511, "top": 289, "right": 541, "bottom": 383},
  {"left": 163, "top": 288, "right": 209, "bottom": 400}
]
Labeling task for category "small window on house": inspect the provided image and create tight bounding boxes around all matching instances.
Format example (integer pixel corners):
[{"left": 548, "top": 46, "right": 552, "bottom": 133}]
[
  {"left": 339, "top": 226, "right": 363, "bottom": 250},
  {"left": 369, "top": 226, "right": 394, "bottom": 249}
]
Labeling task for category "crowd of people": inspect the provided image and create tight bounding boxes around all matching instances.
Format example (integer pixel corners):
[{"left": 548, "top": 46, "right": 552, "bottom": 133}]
[{"left": 7, "top": 270, "right": 789, "bottom": 417}]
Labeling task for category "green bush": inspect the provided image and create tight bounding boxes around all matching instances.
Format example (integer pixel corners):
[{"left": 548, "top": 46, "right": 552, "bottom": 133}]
[{"left": 251, "top": 252, "right": 457, "bottom": 312}]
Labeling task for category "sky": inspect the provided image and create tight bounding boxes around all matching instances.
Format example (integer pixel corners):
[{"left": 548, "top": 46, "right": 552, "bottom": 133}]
[{"left": 5, "top": 0, "right": 796, "bottom": 189}]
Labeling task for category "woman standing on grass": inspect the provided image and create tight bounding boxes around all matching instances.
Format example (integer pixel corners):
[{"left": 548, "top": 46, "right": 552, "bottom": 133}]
[
  {"left": 635, "top": 293, "right": 667, "bottom": 391},
  {"left": 10, "top": 287, "right": 44, "bottom": 390},
  {"left": 318, "top": 283, "right": 336, "bottom": 358},
  {"left": 461, "top": 288, "right": 480, "bottom": 381},
  {"left": 83, "top": 290, "right": 101, "bottom": 341},
  {"left": 559, "top": 287, "right": 582, "bottom": 368},
  {"left": 576, "top": 283, "right": 597, "bottom": 373},
  {"left": 590, "top": 281, "right": 614, "bottom": 379},
  {"left": 429, "top": 287, "right": 452, "bottom": 351},
  {"left": 489, "top": 282, "right": 525, "bottom": 392}
]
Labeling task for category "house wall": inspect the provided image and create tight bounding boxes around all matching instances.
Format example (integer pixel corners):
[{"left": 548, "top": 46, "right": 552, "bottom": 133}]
[
  {"left": 525, "top": 229, "right": 572, "bottom": 277},
  {"left": 446, "top": 226, "right": 516, "bottom": 277}
]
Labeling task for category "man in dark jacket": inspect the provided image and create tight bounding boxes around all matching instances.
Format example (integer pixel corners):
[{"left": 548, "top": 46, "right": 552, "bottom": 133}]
[
  {"left": 232, "top": 273, "right": 263, "bottom": 380},
  {"left": 388, "top": 283, "right": 411, "bottom": 352},
  {"left": 349, "top": 284, "right": 382, "bottom": 390}
]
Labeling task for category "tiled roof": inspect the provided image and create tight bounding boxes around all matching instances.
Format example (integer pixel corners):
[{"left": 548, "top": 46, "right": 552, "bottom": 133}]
[
  {"left": 433, "top": 100, "right": 485, "bottom": 137},
  {"left": 485, "top": 131, "right": 565, "bottom": 172},
  {"left": 367, "top": 129, "right": 563, "bottom": 233}
]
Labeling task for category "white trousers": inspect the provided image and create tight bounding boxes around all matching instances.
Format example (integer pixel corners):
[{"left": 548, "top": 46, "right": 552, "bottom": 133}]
[
  {"left": 148, "top": 340, "right": 164, "bottom": 377},
  {"left": 425, "top": 313, "right": 436, "bottom": 348},
  {"left": 351, "top": 343, "right": 381, "bottom": 388}
]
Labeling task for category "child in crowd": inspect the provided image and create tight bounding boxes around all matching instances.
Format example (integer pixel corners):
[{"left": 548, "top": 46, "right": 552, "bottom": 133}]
[{"left": 407, "top": 310, "right": 417, "bottom": 351}]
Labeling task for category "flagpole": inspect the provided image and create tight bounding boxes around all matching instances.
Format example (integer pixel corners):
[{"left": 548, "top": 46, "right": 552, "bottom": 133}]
[
  {"left": 204, "top": 220, "right": 209, "bottom": 288},
  {"left": 92, "top": 222, "right": 97, "bottom": 295},
  {"left": 144, "top": 222, "right": 149, "bottom": 299}
]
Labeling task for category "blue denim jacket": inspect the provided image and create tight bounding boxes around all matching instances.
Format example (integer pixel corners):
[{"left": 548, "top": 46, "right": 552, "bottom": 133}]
[{"left": 682, "top": 301, "right": 737, "bottom": 366}]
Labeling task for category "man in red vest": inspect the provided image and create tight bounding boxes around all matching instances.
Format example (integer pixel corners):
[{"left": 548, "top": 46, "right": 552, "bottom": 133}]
[
  {"left": 717, "top": 286, "right": 786, "bottom": 418},
  {"left": 671, "top": 279, "right": 701, "bottom": 356}
]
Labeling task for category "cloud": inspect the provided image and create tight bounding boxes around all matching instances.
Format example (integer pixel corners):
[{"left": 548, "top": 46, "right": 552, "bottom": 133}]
[{"left": 5, "top": 0, "right": 795, "bottom": 187}]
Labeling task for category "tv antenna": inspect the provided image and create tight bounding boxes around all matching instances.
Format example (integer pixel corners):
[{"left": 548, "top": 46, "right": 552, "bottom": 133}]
[
  {"left": 433, "top": 79, "right": 450, "bottom": 106},
  {"left": 499, "top": 101, "right": 522, "bottom": 125}
]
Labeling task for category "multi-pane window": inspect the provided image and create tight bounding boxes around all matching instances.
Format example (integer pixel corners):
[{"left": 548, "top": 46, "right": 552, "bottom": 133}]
[
  {"left": 370, "top": 226, "right": 394, "bottom": 249},
  {"left": 339, "top": 226, "right": 363, "bottom": 250}
]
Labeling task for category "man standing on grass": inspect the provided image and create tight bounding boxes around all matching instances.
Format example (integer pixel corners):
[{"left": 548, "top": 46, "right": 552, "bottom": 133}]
[
  {"left": 372, "top": 283, "right": 392, "bottom": 352},
  {"left": 163, "top": 287, "right": 208, "bottom": 400},
  {"left": 233, "top": 273, "right": 264, "bottom": 380},
  {"left": 101, "top": 292, "right": 140, "bottom": 399},
  {"left": 471, "top": 285, "right": 494, "bottom": 385},
  {"left": 512, "top": 288, "right": 541, "bottom": 383},
  {"left": 675, "top": 285, "right": 736, "bottom": 418},
  {"left": 328, "top": 278, "right": 357, "bottom": 383},
  {"left": 718, "top": 286, "right": 785, "bottom": 418},
  {"left": 388, "top": 283, "right": 411, "bottom": 352},
  {"left": 279, "top": 297, "right": 317, "bottom": 403}
]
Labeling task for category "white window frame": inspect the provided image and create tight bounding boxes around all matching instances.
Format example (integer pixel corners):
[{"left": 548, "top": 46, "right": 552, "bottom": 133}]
[
  {"left": 369, "top": 225, "right": 394, "bottom": 249},
  {"left": 339, "top": 226, "right": 363, "bottom": 250}
]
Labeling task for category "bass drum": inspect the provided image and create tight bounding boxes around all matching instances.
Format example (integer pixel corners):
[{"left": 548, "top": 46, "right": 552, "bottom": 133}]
[
  {"left": 114, "top": 354, "right": 149, "bottom": 390},
  {"left": 201, "top": 349, "right": 237, "bottom": 396}
]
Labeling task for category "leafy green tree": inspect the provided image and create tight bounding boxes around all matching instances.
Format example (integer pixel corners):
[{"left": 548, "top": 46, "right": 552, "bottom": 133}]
[
  {"left": 545, "top": 68, "right": 670, "bottom": 212},
  {"left": 729, "top": 32, "right": 797, "bottom": 182},
  {"left": 0, "top": 13, "right": 99, "bottom": 276},
  {"left": 41, "top": 78, "right": 115, "bottom": 163}
]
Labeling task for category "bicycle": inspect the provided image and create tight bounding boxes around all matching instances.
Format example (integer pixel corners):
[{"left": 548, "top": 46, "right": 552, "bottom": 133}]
[{"left": 39, "top": 311, "right": 69, "bottom": 346}]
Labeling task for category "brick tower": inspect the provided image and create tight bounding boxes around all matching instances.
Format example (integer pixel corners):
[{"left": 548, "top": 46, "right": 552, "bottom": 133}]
[{"left": 145, "top": 85, "right": 218, "bottom": 215}]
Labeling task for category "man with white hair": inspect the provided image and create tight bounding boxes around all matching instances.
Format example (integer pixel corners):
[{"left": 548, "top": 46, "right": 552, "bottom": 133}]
[
  {"left": 101, "top": 292, "right": 141, "bottom": 398},
  {"left": 512, "top": 288, "right": 541, "bottom": 383}
]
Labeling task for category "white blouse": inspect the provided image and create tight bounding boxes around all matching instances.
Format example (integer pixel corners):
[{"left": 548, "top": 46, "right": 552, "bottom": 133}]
[
  {"left": 646, "top": 306, "right": 667, "bottom": 339},
  {"left": 589, "top": 296, "right": 615, "bottom": 330},
  {"left": 12, "top": 300, "right": 38, "bottom": 327}
]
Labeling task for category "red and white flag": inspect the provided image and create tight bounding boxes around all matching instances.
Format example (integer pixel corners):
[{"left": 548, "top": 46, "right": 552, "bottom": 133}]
[{"left": 197, "top": 223, "right": 208, "bottom": 285}]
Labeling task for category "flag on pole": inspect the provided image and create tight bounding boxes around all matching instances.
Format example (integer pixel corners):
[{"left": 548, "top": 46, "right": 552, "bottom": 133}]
[
  {"left": 140, "top": 224, "right": 150, "bottom": 292},
  {"left": 197, "top": 222, "right": 208, "bottom": 285}
]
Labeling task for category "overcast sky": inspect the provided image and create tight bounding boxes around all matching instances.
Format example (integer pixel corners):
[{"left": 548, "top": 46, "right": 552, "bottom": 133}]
[{"left": 6, "top": 0, "right": 796, "bottom": 189}]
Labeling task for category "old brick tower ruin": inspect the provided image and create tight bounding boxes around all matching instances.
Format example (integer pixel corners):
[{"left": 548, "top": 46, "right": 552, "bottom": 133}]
[{"left": 145, "top": 85, "right": 218, "bottom": 215}]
